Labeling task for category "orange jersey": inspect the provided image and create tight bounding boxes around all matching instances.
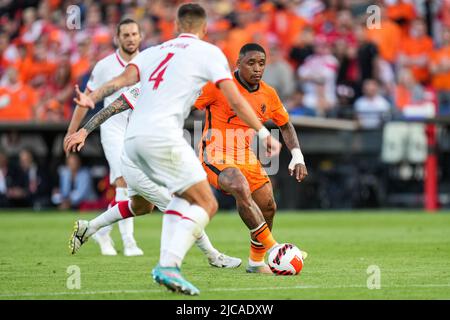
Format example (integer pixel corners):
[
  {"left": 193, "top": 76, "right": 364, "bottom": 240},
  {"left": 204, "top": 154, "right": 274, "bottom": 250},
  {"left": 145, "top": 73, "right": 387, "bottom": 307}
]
[{"left": 194, "top": 71, "right": 289, "bottom": 165}]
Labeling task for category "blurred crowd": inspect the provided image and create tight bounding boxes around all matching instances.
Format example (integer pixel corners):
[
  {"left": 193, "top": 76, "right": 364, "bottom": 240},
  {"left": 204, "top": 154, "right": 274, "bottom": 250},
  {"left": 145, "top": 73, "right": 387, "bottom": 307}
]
[
  {"left": 0, "top": 0, "right": 449, "bottom": 127},
  {"left": 1, "top": 0, "right": 449, "bottom": 210}
]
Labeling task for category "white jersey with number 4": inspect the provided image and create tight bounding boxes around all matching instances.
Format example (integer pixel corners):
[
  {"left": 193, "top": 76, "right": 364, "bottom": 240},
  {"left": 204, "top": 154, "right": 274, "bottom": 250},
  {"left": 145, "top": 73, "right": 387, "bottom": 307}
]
[{"left": 124, "top": 33, "right": 232, "bottom": 141}]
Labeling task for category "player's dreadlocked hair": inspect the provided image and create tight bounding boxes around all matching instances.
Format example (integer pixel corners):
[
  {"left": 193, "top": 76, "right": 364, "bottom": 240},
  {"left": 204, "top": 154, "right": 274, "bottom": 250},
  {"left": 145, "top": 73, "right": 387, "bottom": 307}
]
[{"left": 239, "top": 43, "right": 266, "bottom": 59}]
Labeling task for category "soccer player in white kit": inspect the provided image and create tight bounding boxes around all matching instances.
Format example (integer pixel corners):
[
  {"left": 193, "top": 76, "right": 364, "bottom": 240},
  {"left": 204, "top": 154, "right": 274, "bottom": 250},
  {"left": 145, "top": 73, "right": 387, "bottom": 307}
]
[
  {"left": 64, "top": 19, "right": 143, "bottom": 256},
  {"left": 71, "top": 3, "right": 281, "bottom": 295}
]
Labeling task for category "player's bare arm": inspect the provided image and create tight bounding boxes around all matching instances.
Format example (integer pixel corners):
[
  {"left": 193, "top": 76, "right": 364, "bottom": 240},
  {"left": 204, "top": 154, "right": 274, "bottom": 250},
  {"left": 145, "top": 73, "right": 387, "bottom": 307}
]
[
  {"left": 66, "top": 95, "right": 132, "bottom": 153},
  {"left": 279, "top": 122, "right": 307, "bottom": 182},
  {"left": 74, "top": 65, "right": 139, "bottom": 108},
  {"left": 218, "top": 80, "right": 282, "bottom": 157},
  {"left": 63, "top": 88, "right": 91, "bottom": 154}
]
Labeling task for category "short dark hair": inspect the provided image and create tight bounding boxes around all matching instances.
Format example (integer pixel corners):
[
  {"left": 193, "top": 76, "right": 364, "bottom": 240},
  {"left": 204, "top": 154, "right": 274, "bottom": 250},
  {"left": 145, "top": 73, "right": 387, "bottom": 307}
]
[
  {"left": 116, "top": 18, "right": 140, "bottom": 36},
  {"left": 177, "top": 3, "right": 207, "bottom": 29},
  {"left": 239, "top": 43, "right": 266, "bottom": 59}
]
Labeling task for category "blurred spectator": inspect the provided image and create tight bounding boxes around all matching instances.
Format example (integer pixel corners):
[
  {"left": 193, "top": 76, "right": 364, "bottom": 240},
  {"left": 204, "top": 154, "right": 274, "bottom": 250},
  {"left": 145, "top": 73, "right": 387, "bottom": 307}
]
[
  {"left": 0, "top": 149, "right": 10, "bottom": 207},
  {"left": 365, "top": 5, "right": 402, "bottom": 64},
  {"left": 35, "top": 59, "right": 74, "bottom": 121},
  {"left": 0, "top": 66, "right": 38, "bottom": 121},
  {"left": 385, "top": 0, "right": 417, "bottom": 36},
  {"left": 289, "top": 26, "right": 315, "bottom": 70},
  {"left": 394, "top": 67, "right": 435, "bottom": 117},
  {"left": 52, "top": 153, "right": 96, "bottom": 210},
  {"left": 354, "top": 79, "right": 391, "bottom": 128},
  {"left": 398, "top": 18, "right": 433, "bottom": 84},
  {"left": 263, "top": 45, "right": 295, "bottom": 102},
  {"left": 324, "top": 9, "right": 356, "bottom": 46},
  {"left": 6, "top": 148, "right": 49, "bottom": 208},
  {"left": 430, "top": 27, "right": 450, "bottom": 115},
  {"left": 297, "top": 36, "right": 339, "bottom": 117},
  {"left": 285, "top": 89, "right": 317, "bottom": 117}
]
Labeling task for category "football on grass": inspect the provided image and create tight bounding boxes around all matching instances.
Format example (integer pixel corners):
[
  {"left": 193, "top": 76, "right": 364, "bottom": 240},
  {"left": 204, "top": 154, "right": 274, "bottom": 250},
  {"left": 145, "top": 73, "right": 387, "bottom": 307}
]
[{"left": 268, "top": 243, "right": 304, "bottom": 275}]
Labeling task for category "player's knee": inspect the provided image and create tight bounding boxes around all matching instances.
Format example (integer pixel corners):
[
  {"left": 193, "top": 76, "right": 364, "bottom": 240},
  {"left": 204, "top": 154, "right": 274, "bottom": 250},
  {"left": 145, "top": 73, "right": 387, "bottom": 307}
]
[{"left": 130, "top": 198, "right": 154, "bottom": 215}]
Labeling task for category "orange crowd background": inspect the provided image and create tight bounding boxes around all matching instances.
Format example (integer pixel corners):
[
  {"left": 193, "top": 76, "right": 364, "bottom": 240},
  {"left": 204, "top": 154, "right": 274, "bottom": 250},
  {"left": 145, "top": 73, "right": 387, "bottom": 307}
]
[{"left": 0, "top": 0, "right": 450, "bottom": 123}]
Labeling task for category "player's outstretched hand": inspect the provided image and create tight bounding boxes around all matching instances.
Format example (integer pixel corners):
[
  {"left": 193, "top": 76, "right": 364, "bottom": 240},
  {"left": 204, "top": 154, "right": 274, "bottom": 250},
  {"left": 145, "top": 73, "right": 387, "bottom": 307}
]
[
  {"left": 73, "top": 85, "right": 95, "bottom": 109},
  {"left": 289, "top": 163, "right": 308, "bottom": 183},
  {"left": 65, "top": 129, "right": 88, "bottom": 156},
  {"left": 264, "top": 135, "right": 282, "bottom": 158}
]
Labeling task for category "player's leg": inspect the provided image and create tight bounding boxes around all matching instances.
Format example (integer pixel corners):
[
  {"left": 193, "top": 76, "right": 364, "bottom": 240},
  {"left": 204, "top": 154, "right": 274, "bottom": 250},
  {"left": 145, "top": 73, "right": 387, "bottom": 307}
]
[
  {"left": 69, "top": 195, "right": 154, "bottom": 254},
  {"left": 114, "top": 176, "right": 144, "bottom": 256},
  {"left": 217, "top": 168, "right": 278, "bottom": 273}
]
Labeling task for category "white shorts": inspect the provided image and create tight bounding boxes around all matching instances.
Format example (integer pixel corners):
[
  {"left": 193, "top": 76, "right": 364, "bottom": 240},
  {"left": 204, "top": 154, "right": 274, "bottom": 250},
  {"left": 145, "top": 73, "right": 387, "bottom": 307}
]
[
  {"left": 121, "top": 152, "right": 172, "bottom": 212},
  {"left": 100, "top": 126, "right": 125, "bottom": 183},
  {"left": 124, "top": 136, "right": 207, "bottom": 195}
]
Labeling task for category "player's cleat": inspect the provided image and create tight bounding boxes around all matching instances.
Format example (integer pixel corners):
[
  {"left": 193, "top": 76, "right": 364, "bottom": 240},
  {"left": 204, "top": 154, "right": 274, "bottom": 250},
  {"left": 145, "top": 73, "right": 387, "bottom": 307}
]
[
  {"left": 123, "top": 239, "right": 144, "bottom": 257},
  {"left": 92, "top": 233, "right": 117, "bottom": 256},
  {"left": 301, "top": 250, "right": 308, "bottom": 261},
  {"left": 152, "top": 264, "right": 200, "bottom": 296},
  {"left": 246, "top": 263, "right": 273, "bottom": 274},
  {"left": 69, "top": 220, "right": 90, "bottom": 254},
  {"left": 208, "top": 253, "right": 242, "bottom": 268}
]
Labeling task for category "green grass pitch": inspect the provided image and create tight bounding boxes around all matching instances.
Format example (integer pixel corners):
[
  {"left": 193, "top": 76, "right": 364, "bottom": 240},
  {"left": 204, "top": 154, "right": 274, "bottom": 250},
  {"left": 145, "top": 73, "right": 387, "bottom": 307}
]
[{"left": 0, "top": 210, "right": 449, "bottom": 300}]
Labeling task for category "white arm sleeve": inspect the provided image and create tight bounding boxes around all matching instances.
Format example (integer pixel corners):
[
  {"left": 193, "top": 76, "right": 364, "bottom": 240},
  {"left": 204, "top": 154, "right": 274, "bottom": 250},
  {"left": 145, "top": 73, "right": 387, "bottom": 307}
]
[
  {"left": 203, "top": 46, "right": 232, "bottom": 85},
  {"left": 86, "top": 62, "right": 104, "bottom": 91},
  {"left": 120, "top": 84, "right": 141, "bottom": 109}
]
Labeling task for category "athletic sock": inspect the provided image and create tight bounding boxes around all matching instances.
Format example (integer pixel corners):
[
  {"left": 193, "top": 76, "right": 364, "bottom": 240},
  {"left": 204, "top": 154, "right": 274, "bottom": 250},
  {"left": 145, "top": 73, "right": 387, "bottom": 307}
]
[
  {"left": 249, "top": 239, "right": 266, "bottom": 263},
  {"left": 160, "top": 197, "right": 189, "bottom": 262},
  {"left": 250, "top": 222, "right": 277, "bottom": 252},
  {"left": 87, "top": 201, "right": 134, "bottom": 237},
  {"left": 160, "top": 204, "right": 210, "bottom": 268},
  {"left": 195, "top": 232, "right": 220, "bottom": 260},
  {"left": 115, "top": 188, "right": 135, "bottom": 243}
]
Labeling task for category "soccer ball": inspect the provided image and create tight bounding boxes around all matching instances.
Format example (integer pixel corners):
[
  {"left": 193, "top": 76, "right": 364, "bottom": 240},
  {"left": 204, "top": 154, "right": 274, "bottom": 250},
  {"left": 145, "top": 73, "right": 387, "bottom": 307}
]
[{"left": 268, "top": 243, "right": 304, "bottom": 275}]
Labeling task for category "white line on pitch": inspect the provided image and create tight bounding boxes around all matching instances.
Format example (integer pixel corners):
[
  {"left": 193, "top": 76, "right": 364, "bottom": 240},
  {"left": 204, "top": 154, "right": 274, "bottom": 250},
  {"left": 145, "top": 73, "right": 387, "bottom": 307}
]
[{"left": 1, "top": 283, "right": 450, "bottom": 298}]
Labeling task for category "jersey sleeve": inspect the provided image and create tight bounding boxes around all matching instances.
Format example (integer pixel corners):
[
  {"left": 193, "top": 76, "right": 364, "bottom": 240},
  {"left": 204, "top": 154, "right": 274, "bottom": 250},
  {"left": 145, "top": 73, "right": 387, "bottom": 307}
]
[
  {"left": 193, "top": 82, "right": 217, "bottom": 110},
  {"left": 86, "top": 62, "right": 103, "bottom": 91},
  {"left": 120, "top": 84, "right": 140, "bottom": 110},
  {"left": 269, "top": 88, "right": 290, "bottom": 126},
  {"left": 204, "top": 46, "right": 232, "bottom": 86}
]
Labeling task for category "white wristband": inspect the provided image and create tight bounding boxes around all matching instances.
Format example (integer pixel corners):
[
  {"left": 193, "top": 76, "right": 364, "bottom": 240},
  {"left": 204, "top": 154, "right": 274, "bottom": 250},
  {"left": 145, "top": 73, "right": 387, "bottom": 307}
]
[
  {"left": 291, "top": 148, "right": 305, "bottom": 165},
  {"left": 258, "top": 127, "right": 270, "bottom": 140}
]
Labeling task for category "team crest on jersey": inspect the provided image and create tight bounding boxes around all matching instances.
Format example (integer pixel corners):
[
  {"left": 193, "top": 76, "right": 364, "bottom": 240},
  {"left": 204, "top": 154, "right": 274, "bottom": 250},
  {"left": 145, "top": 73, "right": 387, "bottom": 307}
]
[
  {"left": 261, "top": 104, "right": 266, "bottom": 113},
  {"left": 129, "top": 87, "right": 140, "bottom": 99}
]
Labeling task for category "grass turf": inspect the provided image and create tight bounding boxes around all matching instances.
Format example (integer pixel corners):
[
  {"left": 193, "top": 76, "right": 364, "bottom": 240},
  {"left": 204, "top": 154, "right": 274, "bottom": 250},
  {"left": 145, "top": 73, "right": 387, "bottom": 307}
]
[{"left": 0, "top": 210, "right": 449, "bottom": 300}]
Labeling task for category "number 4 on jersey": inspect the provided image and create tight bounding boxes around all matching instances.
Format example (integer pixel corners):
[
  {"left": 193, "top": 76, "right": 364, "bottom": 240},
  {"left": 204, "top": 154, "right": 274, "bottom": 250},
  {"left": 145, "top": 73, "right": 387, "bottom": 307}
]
[{"left": 148, "top": 53, "right": 175, "bottom": 90}]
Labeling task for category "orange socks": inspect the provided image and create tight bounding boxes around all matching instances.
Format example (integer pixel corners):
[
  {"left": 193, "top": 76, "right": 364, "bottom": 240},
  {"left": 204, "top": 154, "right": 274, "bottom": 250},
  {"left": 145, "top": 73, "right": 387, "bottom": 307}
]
[
  {"left": 251, "top": 222, "right": 277, "bottom": 254},
  {"left": 249, "top": 240, "right": 266, "bottom": 262}
]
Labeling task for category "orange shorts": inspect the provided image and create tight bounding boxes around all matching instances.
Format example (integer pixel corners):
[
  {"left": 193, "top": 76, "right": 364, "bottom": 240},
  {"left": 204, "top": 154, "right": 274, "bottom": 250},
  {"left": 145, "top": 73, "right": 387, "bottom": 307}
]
[{"left": 202, "top": 159, "right": 270, "bottom": 194}]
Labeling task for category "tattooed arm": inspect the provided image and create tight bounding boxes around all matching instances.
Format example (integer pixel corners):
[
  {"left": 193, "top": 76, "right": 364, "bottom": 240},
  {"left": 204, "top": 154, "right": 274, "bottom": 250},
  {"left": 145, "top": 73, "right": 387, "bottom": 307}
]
[
  {"left": 65, "top": 95, "right": 132, "bottom": 155},
  {"left": 279, "top": 122, "right": 308, "bottom": 182},
  {"left": 74, "top": 65, "right": 139, "bottom": 108}
]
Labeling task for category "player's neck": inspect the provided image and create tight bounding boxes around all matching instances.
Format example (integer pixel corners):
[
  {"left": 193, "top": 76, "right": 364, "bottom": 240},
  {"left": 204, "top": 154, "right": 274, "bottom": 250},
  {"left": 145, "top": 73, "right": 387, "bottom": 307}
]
[
  {"left": 118, "top": 48, "right": 140, "bottom": 63},
  {"left": 235, "top": 70, "right": 259, "bottom": 92}
]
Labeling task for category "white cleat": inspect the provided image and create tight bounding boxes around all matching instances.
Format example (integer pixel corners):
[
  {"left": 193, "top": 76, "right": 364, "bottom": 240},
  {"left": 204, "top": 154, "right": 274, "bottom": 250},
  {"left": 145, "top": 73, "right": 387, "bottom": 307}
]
[
  {"left": 69, "top": 220, "right": 90, "bottom": 255},
  {"left": 209, "top": 253, "right": 242, "bottom": 268},
  {"left": 123, "top": 239, "right": 144, "bottom": 257},
  {"left": 92, "top": 232, "right": 117, "bottom": 256}
]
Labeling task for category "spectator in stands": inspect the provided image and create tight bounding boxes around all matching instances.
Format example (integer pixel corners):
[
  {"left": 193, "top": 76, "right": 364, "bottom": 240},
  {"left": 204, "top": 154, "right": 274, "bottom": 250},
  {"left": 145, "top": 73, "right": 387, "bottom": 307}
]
[
  {"left": 52, "top": 153, "right": 96, "bottom": 210},
  {"left": 394, "top": 67, "right": 434, "bottom": 115},
  {"left": 6, "top": 148, "right": 48, "bottom": 208},
  {"left": 397, "top": 18, "right": 434, "bottom": 84},
  {"left": 289, "top": 26, "right": 315, "bottom": 70},
  {"left": 0, "top": 66, "right": 38, "bottom": 121},
  {"left": 354, "top": 79, "right": 391, "bottom": 128},
  {"left": 297, "top": 36, "right": 339, "bottom": 117},
  {"left": 0, "top": 149, "right": 10, "bottom": 207},
  {"left": 263, "top": 45, "right": 296, "bottom": 102},
  {"left": 285, "top": 89, "right": 316, "bottom": 117},
  {"left": 35, "top": 58, "right": 74, "bottom": 121},
  {"left": 430, "top": 27, "right": 450, "bottom": 115},
  {"left": 385, "top": 0, "right": 417, "bottom": 36}
]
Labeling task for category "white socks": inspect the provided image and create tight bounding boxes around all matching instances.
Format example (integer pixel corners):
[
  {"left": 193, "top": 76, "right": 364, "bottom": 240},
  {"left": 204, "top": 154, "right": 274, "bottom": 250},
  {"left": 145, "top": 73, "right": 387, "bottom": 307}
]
[
  {"left": 195, "top": 232, "right": 220, "bottom": 260},
  {"left": 159, "top": 197, "right": 210, "bottom": 268},
  {"left": 87, "top": 203, "right": 125, "bottom": 237}
]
